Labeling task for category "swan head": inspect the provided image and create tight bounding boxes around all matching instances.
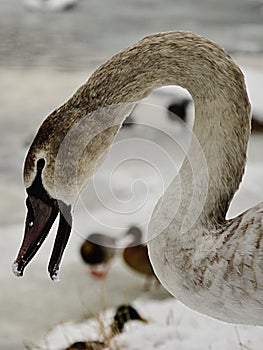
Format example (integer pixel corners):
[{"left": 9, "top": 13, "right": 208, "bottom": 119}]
[
  {"left": 13, "top": 155, "right": 73, "bottom": 281},
  {"left": 13, "top": 100, "right": 127, "bottom": 280}
]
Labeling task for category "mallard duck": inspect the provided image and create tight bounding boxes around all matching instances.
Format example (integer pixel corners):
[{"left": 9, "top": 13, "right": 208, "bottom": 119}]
[
  {"left": 80, "top": 233, "right": 116, "bottom": 279},
  {"left": 111, "top": 304, "right": 147, "bottom": 334},
  {"left": 63, "top": 304, "right": 147, "bottom": 350},
  {"left": 13, "top": 31, "right": 263, "bottom": 326},
  {"left": 122, "top": 226, "right": 157, "bottom": 289}
]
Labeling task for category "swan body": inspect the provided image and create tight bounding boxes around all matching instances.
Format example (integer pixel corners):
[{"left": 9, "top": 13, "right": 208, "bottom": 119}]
[{"left": 13, "top": 31, "right": 263, "bottom": 326}]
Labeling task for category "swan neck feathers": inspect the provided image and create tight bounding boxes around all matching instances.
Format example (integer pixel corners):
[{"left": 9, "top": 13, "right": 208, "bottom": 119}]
[
  {"left": 21, "top": 32, "right": 263, "bottom": 327},
  {"left": 24, "top": 31, "right": 251, "bottom": 214}
]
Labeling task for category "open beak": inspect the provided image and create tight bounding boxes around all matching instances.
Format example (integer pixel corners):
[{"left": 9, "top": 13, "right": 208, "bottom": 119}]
[{"left": 12, "top": 195, "right": 72, "bottom": 281}]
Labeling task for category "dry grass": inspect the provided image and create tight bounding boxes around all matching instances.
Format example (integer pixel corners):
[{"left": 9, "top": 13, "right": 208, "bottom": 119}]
[
  {"left": 23, "top": 300, "right": 257, "bottom": 350},
  {"left": 23, "top": 303, "right": 126, "bottom": 350}
]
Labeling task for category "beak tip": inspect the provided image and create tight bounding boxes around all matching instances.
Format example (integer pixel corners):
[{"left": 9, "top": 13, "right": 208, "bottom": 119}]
[
  {"left": 50, "top": 269, "right": 60, "bottom": 282},
  {"left": 12, "top": 261, "right": 24, "bottom": 277}
]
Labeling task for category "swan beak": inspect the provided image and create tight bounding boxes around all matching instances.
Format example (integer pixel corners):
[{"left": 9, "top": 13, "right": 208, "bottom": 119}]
[
  {"left": 48, "top": 201, "right": 72, "bottom": 281},
  {"left": 12, "top": 196, "right": 72, "bottom": 281}
]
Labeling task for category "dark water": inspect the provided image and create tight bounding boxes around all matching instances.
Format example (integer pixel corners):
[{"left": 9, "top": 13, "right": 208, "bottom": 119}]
[{"left": 1, "top": 0, "right": 263, "bottom": 69}]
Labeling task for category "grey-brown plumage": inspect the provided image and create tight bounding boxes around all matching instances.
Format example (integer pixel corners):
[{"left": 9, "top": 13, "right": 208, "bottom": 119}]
[{"left": 14, "top": 31, "right": 263, "bottom": 326}]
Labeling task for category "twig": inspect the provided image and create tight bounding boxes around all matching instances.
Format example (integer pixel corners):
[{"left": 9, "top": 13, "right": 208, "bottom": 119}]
[{"left": 234, "top": 327, "right": 253, "bottom": 350}]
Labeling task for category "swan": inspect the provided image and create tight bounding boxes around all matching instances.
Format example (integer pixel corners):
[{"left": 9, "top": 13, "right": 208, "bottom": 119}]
[{"left": 13, "top": 31, "right": 263, "bottom": 326}]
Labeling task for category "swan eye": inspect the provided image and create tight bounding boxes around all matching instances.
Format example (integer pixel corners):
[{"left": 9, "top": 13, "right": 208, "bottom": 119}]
[{"left": 29, "top": 221, "right": 34, "bottom": 227}]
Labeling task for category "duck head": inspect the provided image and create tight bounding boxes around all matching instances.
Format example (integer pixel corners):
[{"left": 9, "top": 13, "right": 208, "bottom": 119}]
[
  {"left": 125, "top": 226, "right": 143, "bottom": 246},
  {"left": 80, "top": 233, "right": 116, "bottom": 279},
  {"left": 111, "top": 304, "right": 147, "bottom": 333}
]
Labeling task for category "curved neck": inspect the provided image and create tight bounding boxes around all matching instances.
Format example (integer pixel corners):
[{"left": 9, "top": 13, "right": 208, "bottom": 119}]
[
  {"left": 77, "top": 32, "right": 251, "bottom": 224},
  {"left": 26, "top": 32, "right": 251, "bottom": 220}
]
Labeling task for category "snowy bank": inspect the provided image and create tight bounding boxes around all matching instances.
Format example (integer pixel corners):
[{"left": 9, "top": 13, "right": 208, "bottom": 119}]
[{"left": 34, "top": 298, "right": 263, "bottom": 350}]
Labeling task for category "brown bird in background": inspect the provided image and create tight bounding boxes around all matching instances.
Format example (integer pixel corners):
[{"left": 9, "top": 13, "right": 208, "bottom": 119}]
[{"left": 122, "top": 226, "right": 158, "bottom": 289}]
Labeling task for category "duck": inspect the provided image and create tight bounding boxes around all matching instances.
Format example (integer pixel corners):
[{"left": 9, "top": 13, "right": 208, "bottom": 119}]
[
  {"left": 80, "top": 233, "right": 116, "bottom": 279},
  {"left": 63, "top": 304, "right": 147, "bottom": 349},
  {"left": 122, "top": 226, "right": 157, "bottom": 289},
  {"left": 111, "top": 304, "right": 147, "bottom": 334},
  {"left": 12, "top": 31, "right": 263, "bottom": 326}
]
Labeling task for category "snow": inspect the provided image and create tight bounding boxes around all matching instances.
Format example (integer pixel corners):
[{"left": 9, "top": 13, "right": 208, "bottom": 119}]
[
  {"left": 35, "top": 299, "right": 263, "bottom": 350},
  {"left": 12, "top": 262, "right": 22, "bottom": 277},
  {"left": 1, "top": 58, "right": 263, "bottom": 349}
]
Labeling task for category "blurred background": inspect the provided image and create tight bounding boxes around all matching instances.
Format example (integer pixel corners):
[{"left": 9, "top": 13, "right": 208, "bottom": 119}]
[
  {"left": 1, "top": 0, "right": 263, "bottom": 349},
  {"left": 1, "top": 0, "right": 263, "bottom": 69}
]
